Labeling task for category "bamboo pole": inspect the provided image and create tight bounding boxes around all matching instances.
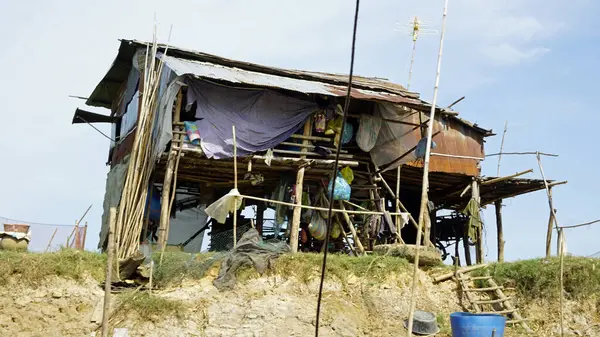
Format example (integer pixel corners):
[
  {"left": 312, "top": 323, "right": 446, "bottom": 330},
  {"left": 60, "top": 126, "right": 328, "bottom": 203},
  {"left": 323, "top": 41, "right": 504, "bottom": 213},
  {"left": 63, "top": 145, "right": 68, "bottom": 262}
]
[
  {"left": 45, "top": 228, "right": 58, "bottom": 253},
  {"left": 494, "top": 200, "right": 504, "bottom": 263},
  {"left": 407, "top": 1, "right": 449, "bottom": 334},
  {"left": 472, "top": 180, "right": 484, "bottom": 264},
  {"left": 241, "top": 194, "right": 408, "bottom": 216},
  {"left": 481, "top": 169, "right": 533, "bottom": 186},
  {"left": 558, "top": 228, "right": 565, "bottom": 337},
  {"left": 101, "top": 207, "right": 116, "bottom": 337},
  {"left": 338, "top": 201, "right": 365, "bottom": 254},
  {"left": 537, "top": 153, "right": 560, "bottom": 257},
  {"left": 158, "top": 91, "right": 182, "bottom": 248},
  {"left": 233, "top": 125, "right": 238, "bottom": 248},
  {"left": 545, "top": 188, "right": 555, "bottom": 259}
]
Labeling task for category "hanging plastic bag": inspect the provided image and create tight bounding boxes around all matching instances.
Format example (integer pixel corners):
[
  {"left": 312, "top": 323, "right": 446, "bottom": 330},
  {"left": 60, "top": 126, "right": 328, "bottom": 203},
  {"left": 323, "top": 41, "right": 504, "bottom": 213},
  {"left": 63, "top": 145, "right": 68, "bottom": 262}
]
[
  {"left": 328, "top": 172, "right": 351, "bottom": 201},
  {"left": 415, "top": 137, "right": 437, "bottom": 159},
  {"left": 325, "top": 116, "right": 343, "bottom": 135},
  {"left": 308, "top": 213, "right": 327, "bottom": 241},
  {"left": 356, "top": 114, "right": 382, "bottom": 152},
  {"left": 341, "top": 121, "right": 354, "bottom": 145},
  {"left": 340, "top": 166, "right": 354, "bottom": 185},
  {"left": 330, "top": 221, "right": 341, "bottom": 239},
  {"left": 205, "top": 189, "right": 243, "bottom": 224}
]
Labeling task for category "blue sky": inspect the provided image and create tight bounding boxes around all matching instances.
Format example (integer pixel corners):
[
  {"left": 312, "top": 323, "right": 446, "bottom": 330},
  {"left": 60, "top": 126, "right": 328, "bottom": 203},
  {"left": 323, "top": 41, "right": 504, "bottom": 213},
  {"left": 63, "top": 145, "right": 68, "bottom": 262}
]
[{"left": 0, "top": 0, "right": 598, "bottom": 259}]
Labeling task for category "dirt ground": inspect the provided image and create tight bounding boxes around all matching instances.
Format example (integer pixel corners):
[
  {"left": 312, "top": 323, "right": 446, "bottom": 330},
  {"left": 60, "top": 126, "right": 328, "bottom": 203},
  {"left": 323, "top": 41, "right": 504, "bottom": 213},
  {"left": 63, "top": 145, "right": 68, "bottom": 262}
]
[{"left": 0, "top": 268, "right": 598, "bottom": 336}]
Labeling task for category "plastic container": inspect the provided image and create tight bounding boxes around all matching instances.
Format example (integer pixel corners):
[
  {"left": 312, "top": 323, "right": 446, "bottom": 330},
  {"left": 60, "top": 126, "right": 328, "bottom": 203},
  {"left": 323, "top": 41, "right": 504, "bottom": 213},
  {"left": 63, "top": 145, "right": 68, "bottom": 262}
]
[{"left": 450, "top": 312, "right": 506, "bottom": 337}]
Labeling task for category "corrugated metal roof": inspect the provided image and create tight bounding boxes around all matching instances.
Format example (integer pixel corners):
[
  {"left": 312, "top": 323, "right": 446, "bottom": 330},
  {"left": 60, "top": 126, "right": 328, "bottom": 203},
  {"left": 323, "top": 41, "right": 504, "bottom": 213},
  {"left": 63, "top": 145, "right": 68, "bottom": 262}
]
[
  {"left": 86, "top": 39, "right": 493, "bottom": 136},
  {"left": 161, "top": 54, "right": 424, "bottom": 106}
]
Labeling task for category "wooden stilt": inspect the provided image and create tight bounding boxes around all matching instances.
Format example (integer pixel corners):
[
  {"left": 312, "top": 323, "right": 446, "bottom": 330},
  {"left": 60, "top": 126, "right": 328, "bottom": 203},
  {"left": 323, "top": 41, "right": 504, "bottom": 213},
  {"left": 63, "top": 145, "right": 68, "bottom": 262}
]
[
  {"left": 495, "top": 200, "right": 504, "bottom": 263},
  {"left": 472, "top": 180, "right": 484, "bottom": 264},
  {"left": 290, "top": 119, "right": 312, "bottom": 253},
  {"left": 256, "top": 203, "right": 265, "bottom": 236},
  {"left": 101, "top": 207, "right": 116, "bottom": 337},
  {"left": 158, "top": 90, "right": 183, "bottom": 248},
  {"left": 463, "top": 226, "right": 472, "bottom": 266},
  {"left": 232, "top": 125, "right": 238, "bottom": 248},
  {"left": 545, "top": 186, "right": 554, "bottom": 259},
  {"left": 289, "top": 167, "right": 305, "bottom": 253}
]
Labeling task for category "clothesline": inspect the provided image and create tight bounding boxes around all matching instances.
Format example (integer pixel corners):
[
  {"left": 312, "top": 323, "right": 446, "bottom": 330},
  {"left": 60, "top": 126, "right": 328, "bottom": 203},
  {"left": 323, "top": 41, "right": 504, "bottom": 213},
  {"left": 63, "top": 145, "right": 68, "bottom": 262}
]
[
  {"left": 242, "top": 194, "right": 409, "bottom": 217},
  {"left": 0, "top": 215, "right": 74, "bottom": 227}
]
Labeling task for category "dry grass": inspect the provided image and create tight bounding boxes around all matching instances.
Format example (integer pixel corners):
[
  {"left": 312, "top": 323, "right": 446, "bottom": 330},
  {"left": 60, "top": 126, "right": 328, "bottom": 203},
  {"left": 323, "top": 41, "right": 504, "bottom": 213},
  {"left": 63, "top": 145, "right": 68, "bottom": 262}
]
[
  {"left": 115, "top": 291, "right": 188, "bottom": 321},
  {"left": 0, "top": 249, "right": 106, "bottom": 287}
]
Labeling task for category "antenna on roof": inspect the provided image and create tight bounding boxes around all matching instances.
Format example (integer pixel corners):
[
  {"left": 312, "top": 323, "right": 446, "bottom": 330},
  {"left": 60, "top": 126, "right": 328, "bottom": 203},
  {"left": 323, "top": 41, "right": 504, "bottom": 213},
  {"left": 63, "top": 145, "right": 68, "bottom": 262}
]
[{"left": 395, "top": 16, "right": 439, "bottom": 90}]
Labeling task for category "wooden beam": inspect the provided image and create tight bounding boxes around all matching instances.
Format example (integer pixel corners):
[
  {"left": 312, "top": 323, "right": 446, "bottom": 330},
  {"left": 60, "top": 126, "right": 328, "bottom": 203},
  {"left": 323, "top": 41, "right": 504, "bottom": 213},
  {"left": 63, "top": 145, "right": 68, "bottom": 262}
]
[
  {"left": 290, "top": 119, "right": 312, "bottom": 253},
  {"left": 480, "top": 169, "right": 533, "bottom": 186}
]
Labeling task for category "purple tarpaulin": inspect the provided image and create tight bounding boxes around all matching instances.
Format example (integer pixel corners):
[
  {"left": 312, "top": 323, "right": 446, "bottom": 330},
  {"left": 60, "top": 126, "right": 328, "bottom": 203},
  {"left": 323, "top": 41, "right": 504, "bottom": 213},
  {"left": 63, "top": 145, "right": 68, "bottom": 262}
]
[{"left": 185, "top": 79, "right": 317, "bottom": 159}]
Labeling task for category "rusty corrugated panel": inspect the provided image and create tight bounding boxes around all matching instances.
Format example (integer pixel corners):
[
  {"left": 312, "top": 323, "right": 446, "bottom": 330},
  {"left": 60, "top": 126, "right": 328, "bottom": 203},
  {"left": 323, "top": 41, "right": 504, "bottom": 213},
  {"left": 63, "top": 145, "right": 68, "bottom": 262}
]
[{"left": 404, "top": 114, "right": 484, "bottom": 176}]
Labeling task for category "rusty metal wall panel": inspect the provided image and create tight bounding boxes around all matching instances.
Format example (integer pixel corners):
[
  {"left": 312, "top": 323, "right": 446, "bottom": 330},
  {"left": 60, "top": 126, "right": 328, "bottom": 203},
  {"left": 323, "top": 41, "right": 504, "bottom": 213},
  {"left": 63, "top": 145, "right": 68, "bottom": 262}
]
[{"left": 404, "top": 113, "right": 484, "bottom": 176}]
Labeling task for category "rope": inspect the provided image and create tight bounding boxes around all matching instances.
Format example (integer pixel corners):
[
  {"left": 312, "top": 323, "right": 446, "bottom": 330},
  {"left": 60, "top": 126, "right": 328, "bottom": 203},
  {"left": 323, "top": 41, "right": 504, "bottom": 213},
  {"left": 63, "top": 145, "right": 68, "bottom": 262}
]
[
  {"left": 0, "top": 215, "right": 74, "bottom": 227},
  {"left": 314, "top": 1, "right": 360, "bottom": 336}
]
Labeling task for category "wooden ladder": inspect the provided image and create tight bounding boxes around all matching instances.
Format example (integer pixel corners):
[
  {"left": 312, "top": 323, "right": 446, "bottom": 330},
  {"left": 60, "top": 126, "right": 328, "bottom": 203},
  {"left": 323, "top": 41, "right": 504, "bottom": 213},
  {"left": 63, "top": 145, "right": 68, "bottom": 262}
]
[{"left": 458, "top": 271, "right": 532, "bottom": 333}]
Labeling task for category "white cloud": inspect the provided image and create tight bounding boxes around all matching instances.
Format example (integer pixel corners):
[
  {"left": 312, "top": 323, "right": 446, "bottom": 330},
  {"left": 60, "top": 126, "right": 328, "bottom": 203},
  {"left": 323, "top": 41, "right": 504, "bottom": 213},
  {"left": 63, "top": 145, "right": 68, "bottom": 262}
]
[{"left": 481, "top": 43, "right": 550, "bottom": 66}]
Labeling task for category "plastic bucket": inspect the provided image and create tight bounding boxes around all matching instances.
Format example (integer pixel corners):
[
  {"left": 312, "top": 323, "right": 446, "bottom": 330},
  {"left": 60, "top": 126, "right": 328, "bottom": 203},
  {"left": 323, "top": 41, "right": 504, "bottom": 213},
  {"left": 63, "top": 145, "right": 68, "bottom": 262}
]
[{"left": 450, "top": 312, "right": 506, "bottom": 337}]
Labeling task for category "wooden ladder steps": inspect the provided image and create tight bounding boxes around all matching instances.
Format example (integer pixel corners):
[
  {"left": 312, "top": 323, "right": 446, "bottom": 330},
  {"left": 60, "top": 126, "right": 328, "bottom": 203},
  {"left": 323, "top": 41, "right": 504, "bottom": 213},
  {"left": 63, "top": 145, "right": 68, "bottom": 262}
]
[
  {"left": 467, "top": 275, "right": 493, "bottom": 281},
  {"left": 481, "top": 309, "right": 516, "bottom": 315},
  {"left": 464, "top": 286, "right": 503, "bottom": 292},
  {"left": 473, "top": 297, "right": 512, "bottom": 305}
]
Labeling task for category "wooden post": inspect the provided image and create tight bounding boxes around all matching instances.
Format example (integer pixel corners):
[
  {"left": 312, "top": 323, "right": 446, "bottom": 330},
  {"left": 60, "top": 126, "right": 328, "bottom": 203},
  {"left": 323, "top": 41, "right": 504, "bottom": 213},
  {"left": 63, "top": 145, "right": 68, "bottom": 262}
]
[
  {"left": 558, "top": 228, "right": 565, "bottom": 337},
  {"left": 290, "top": 119, "right": 312, "bottom": 253},
  {"left": 232, "top": 125, "right": 238, "bottom": 248},
  {"left": 158, "top": 90, "right": 183, "bottom": 247},
  {"left": 545, "top": 187, "right": 555, "bottom": 259},
  {"left": 101, "top": 207, "right": 116, "bottom": 337},
  {"left": 472, "top": 180, "right": 484, "bottom": 264},
  {"left": 463, "top": 227, "right": 472, "bottom": 266},
  {"left": 256, "top": 203, "right": 265, "bottom": 236},
  {"left": 82, "top": 222, "right": 88, "bottom": 250},
  {"left": 290, "top": 167, "right": 305, "bottom": 253},
  {"left": 494, "top": 200, "right": 504, "bottom": 263}
]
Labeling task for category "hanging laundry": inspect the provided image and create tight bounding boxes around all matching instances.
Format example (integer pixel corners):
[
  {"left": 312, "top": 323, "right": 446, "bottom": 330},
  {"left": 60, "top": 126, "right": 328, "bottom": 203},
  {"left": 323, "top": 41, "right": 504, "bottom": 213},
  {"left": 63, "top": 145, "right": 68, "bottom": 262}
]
[
  {"left": 184, "top": 121, "right": 201, "bottom": 145},
  {"left": 313, "top": 111, "right": 327, "bottom": 133},
  {"left": 356, "top": 114, "right": 382, "bottom": 152}
]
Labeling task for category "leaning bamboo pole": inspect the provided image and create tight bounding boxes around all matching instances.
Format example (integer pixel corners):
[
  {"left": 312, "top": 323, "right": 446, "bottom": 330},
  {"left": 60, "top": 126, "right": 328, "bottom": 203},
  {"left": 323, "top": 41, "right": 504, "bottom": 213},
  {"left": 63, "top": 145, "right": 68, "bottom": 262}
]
[
  {"left": 113, "top": 26, "right": 172, "bottom": 260},
  {"left": 407, "top": 1, "right": 449, "bottom": 336}
]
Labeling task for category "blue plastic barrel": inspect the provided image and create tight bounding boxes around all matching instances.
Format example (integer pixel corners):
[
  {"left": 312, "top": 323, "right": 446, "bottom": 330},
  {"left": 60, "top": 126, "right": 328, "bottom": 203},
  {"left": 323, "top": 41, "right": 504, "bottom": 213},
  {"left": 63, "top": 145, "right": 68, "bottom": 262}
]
[{"left": 450, "top": 312, "right": 506, "bottom": 337}]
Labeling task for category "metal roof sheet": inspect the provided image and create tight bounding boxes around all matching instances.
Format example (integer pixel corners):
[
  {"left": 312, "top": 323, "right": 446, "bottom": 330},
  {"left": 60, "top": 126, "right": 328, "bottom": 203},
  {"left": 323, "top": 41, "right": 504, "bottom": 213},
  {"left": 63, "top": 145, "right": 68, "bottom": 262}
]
[{"left": 85, "top": 39, "right": 493, "bottom": 136}]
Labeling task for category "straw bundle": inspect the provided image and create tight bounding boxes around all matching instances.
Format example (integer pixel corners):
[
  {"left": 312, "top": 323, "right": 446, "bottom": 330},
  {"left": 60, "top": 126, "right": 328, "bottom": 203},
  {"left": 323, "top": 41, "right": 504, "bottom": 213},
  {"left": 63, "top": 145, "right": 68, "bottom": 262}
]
[{"left": 114, "top": 28, "right": 170, "bottom": 260}]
